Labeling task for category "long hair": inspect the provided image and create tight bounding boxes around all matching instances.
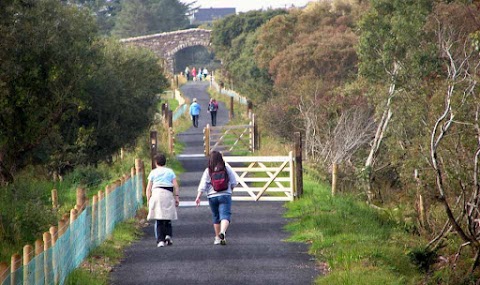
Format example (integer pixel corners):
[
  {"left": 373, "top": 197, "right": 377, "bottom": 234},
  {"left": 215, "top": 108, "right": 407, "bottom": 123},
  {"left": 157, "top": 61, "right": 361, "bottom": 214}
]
[{"left": 208, "top": 151, "right": 225, "bottom": 173}]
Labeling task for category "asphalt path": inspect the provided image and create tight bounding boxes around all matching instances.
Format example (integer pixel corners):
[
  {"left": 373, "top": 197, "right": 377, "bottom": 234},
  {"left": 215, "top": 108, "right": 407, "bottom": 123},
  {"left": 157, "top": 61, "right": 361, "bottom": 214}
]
[{"left": 111, "top": 81, "right": 317, "bottom": 285}]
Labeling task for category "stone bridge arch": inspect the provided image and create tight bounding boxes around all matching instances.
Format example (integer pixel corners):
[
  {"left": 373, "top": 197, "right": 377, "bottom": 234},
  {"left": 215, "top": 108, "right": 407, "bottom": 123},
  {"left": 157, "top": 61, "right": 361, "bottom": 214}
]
[{"left": 120, "top": 28, "right": 211, "bottom": 73}]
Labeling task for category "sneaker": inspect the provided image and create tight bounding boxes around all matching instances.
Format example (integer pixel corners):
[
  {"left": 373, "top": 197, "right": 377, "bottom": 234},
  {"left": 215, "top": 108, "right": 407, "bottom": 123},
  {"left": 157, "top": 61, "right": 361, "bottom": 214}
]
[
  {"left": 165, "top": 235, "right": 173, "bottom": 246},
  {"left": 214, "top": 237, "right": 221, "bottom": 245},
  {"left": 157, "top": 241, "right": 165, "bottom": 247},
  {"left": 219, "top": 232, "right": 226, "bottom": 245}
]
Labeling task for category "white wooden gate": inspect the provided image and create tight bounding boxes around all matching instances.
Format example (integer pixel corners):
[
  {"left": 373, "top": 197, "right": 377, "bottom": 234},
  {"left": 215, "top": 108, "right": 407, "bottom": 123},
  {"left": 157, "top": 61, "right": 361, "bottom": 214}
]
[
  {"left": 224, "top": 152, "right": 295, "bottom": 201},
  {"left": 204, "top": 124, "right": 255, "bottom": 155}
]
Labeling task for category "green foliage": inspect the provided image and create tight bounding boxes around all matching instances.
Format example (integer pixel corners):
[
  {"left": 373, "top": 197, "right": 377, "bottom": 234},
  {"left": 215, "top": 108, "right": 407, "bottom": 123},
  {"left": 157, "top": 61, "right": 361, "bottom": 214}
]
[
  {"left": 285, "top": 176, "right": 423, "bottom": 284},
  {"left": 64, "top": 219, "right": 142, "bottom": 285},
  {"left": 0, "top": 1, "right": 168, "bottom": 183},
  {"left": 357, "top": 0, "right": 436, "bottom": 82},
  {"left": 408, "top": 247, "right": 438, "bottom": 273},
  {"left": 0, "top": 179, "right": 57, "bottom": 262},
  {"left": 112, "top": 0, "right": 191, "bottom": 38}
]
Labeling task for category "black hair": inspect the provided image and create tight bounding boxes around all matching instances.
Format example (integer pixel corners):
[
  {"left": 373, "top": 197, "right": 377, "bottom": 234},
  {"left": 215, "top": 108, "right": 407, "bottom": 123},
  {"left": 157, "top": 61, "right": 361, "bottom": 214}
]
[{"left": 154, "top": 154, "right": 167, "bottom": 166}]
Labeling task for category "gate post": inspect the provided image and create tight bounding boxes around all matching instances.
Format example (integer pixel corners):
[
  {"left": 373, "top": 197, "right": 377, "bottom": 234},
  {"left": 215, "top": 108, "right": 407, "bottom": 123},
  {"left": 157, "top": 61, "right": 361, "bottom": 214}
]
[
  {"left": 150, "top": 131, "right": 158, "bottom": 170},
  {"left": 204, "top": 125, "right": 210, "bottom": 156},
  {"left": 294, "top": 132, "right": 303, "bottom": 198},
  {"left": 168, "top": 110, "right": 173, "bottom": 128},
  {"left": 229, "top": 97, "right": 234, "bottom": 119}
]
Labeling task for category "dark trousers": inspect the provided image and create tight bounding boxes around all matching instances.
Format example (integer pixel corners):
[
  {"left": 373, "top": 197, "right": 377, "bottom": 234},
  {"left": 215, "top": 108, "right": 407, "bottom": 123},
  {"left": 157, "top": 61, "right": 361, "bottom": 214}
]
[
  {"left": 210, "top": 111, "right": 217, "bottom": 126},
  {"left": 192, "top": 115, "right": 199, "bottom": 127},
  {"left": 155, "top": 220, "right": 172, "bottom": 242}
]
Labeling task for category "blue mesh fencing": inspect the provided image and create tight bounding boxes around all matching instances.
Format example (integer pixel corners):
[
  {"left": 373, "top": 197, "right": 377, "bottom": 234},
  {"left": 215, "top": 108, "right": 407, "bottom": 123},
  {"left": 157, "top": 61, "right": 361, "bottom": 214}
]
[
  {"left": 173, "top": 104, "right": 187, "bottom": 121},
  {"left": 1, "top": 173, "right": 143, "bottom": 285},
  {"left": 211, "top": 78, "right": 248, "bottom": 105}
]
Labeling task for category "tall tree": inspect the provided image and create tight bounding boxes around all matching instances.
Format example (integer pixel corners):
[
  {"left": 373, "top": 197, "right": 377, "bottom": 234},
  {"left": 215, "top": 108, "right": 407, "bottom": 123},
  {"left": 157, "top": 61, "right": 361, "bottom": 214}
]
[
  {"left": 112, "top": 0, "right": 191, "bottom": 38},
  {"left": 357, "top": 0, "right": 435, "bottom": 201}
]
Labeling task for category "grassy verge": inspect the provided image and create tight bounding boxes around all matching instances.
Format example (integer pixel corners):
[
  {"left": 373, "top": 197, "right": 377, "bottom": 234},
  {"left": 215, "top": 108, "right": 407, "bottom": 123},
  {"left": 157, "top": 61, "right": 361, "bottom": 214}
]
[
  {"left": 64, "top": 217, "right": 144, "bottom": 285},
  {"left": 284, "top": 176, "right": 424, "bottom": 284}
]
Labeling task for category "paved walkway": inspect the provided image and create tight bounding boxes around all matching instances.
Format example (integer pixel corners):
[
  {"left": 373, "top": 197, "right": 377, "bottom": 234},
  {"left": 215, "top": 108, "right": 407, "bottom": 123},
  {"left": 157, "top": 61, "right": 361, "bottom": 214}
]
[{"left": 110, "top": 81, "right": 317, "bottom": 285}]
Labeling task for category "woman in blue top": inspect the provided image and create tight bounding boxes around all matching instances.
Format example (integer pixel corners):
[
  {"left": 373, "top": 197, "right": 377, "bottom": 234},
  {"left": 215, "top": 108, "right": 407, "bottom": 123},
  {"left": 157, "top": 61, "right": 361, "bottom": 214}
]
[
  {"left": 189, "top": 98, "right": 201, "bottom": 128},
  {"left": 195, "top": 151, "right": 237, "bottom": 245},
  {"left": 146, "top": 154, "right": 180, "bottom": 247}
]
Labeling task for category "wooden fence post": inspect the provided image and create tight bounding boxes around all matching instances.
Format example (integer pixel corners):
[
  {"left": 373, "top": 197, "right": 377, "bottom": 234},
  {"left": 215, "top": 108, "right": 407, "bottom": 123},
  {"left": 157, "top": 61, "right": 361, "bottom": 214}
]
[
  {"left": 34, "top": 240, "right": 43, "bottom": 285},
  {"left": 251, "top": 112, "right": 260, "bottom": 151},
  {"left": 97, "top": 190, "right": 104, "bottom": 244},
  {"left": 135, "top": 159, "right": 144, "bottom": 200},
  {"left": 49, "top": 226, "right": 58, "bottom": 285},
  {"left": 23, "top": 244, "right": 33, "bottom": 285},
  {"left": 10, "top": 253, "right": 21, "bottom": 285},
  {"left": 332, "top": 163, "right": 338, "bottom": 196},
  {"left": 105, "top": 185, "right": 111, "bottom": 236},
  {"left": 168, "top": 110, "right": 173, "bottom": 128},
  {"left": 168, "top": 128, "right": 175, "bottom": 155},
  {"left": 247, "top": 100, "right": 253, "bottom": 119},
  {"left": 294, "top": 132, "right": 303, "bottom": 198},
  {"left": 204, "top": 125, "right": 210, "bottom": 156},
  {"left": 43, "top": 232, "right": 52, "bottom": 285},
  {"left": 91, "top": 194, "right": 98, "bottom": 247},
  {"left": 229, "top": 97, "right": 234, "bottom": 119},
  {"left": 69, "top": 209, "right": 77, "bottom": 267},
  {"left": 51, "top": 189, "right": 58, "bottom": 209},
  {"left": 0, "top": 262, "right": 8, "bottom": 285},
  {"left": 150, "top": 131, "right": 158, "bottom": 170},
  {"left": 76, "top": 188, "right": 86, "bottom": 212}
]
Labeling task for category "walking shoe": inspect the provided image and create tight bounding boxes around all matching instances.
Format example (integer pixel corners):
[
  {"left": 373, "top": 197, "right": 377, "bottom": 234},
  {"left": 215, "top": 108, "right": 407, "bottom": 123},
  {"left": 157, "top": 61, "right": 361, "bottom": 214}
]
[
  {"left": 157, "top": 241, "right": 165, "bottom": 247},
  {"left": 219, "top": 232, "right": 226, "bottom": 245},
  {"left": 165, "top": 235, "right": 173, "bottom": 246},
  {"left": 214, "top": 237, "right": 221, "bottom": 245}
]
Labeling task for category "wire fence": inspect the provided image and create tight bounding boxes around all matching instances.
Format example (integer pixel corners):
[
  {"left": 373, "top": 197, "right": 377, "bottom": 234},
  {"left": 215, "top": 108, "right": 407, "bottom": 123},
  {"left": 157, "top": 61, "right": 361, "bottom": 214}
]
[
  {"left": 0, "top": 163, "right": 145, "bottom": 285},
  {"left": 210, "top": 77, "right": 249, "bottom": 106}
]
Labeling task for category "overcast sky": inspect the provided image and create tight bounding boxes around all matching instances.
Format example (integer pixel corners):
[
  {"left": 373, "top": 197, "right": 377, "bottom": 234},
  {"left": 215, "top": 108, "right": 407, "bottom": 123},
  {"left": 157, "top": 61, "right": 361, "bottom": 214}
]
[{"left": 183, "top": 0, "right": 314, "bottom": 13}]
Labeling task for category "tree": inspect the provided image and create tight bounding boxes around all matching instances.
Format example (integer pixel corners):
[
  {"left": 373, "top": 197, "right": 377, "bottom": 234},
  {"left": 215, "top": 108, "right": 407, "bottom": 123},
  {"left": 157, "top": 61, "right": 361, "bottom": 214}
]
[
  {"left": 424, "top": 2, "right": 480, "bottom": 274},
  {"left": 112, "top": 0, "right": 191, "bottom": 38},
  {"left": 0, "top": 0, "right": 168, "bottom": 183},
  {"left": 357, "top": 0, "right": 435, "bottom": 202},
  {"left": 0, "top": 0, "right": 98, "bottom": 183}
]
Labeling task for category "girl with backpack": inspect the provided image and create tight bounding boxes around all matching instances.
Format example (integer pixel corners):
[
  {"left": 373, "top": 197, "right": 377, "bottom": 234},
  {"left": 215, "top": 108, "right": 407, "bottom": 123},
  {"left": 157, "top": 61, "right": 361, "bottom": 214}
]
[
  {"left": 195, "top": 151, "right": 237, "bottom": 245},
  {"left": 207, "top": 98, "right": 219, "bottom": 126}
]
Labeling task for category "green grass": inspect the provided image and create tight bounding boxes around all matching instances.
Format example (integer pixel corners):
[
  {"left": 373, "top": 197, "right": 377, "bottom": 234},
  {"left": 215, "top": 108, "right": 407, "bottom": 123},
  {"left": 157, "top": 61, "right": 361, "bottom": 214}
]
[
  {"left": 284, "top": 177, "right": 423, "bottom": 284},
  {"left": 64, "top": 219, "right": 143, "bottom": 285}
]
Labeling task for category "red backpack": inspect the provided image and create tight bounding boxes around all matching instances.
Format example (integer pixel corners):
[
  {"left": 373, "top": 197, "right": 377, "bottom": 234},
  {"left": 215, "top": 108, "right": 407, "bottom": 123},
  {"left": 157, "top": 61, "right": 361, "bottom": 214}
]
[{"left": 209, "top": 166, "right": 229, "bottom": 191}]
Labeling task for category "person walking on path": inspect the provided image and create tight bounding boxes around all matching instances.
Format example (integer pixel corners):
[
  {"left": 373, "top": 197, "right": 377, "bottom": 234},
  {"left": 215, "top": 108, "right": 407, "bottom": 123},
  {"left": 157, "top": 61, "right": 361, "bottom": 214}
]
[
  {"left": 195, "top": 151, "right": 237, "bottom": 245},
  {"left": 207, "top": 98, "right": 219, "bottom": 126},
  {"left": 185, "top": 66, "right": 190, "bottom": 81},
  {"left": 146, "top": 154, "right": 180, "bottom": 248},
  {"left": 189, "top": 98, "right": 201, "bottom": 128},
  {"left": 191, "top": 67, "right": 197, "bottom": 81}
]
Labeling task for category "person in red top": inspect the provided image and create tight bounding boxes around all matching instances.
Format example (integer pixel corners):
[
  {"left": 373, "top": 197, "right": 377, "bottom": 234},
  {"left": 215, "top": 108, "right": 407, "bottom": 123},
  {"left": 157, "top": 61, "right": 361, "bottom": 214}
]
[
  {"left": 191, "top": 67, "right": 197, "bottom": 81},
  {"left": 207, "top": 98, "right": 219, "bottom": 126}
]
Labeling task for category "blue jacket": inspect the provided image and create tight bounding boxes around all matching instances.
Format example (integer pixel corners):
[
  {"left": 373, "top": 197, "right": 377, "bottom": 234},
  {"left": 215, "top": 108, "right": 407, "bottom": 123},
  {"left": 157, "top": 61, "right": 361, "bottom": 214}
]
[{"left": 189, "top": 102, "right": 201, "bottom": 116}]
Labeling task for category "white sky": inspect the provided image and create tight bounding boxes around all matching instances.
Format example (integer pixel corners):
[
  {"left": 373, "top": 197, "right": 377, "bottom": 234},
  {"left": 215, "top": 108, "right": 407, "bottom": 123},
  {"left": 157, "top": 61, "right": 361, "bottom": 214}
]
[{"left": 183, "top": 0, "right": 314, "bottom": 13}]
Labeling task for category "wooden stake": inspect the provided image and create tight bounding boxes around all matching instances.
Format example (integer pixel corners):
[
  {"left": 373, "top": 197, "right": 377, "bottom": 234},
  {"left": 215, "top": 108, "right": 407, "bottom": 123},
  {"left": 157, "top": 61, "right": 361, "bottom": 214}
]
[
  {"left": 332, "top": 163, "right": 338, "bottom": 196},
  {"left": 34, "top": 240, "right": 43, "bottom": 285},
  {"left": 0, "top": 262, "right": 8, "bottom": 285},
  {"left": 10, "top": 253, "right": 21, "bottom": 285},
  {"left": 43, "top": 232, "right": 52, "bottom": 285},
  {"left": 51, "top": 189, "right": 58, "bottom": 209},
  {"left": 294, "top": 132, "right": 303, "bottom": 198},
  {"left": 76, "top": 187, "right": 86, "bottom": 212},
  {"left": 23, "top": 245, "right": 33, "bottom": 285}
]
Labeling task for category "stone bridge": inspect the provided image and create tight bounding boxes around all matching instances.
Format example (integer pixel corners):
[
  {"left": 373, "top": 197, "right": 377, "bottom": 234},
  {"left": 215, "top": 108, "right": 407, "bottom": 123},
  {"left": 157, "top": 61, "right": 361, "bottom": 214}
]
[{"left": 120, "top": 28, "right": 211, "bottom": 73}]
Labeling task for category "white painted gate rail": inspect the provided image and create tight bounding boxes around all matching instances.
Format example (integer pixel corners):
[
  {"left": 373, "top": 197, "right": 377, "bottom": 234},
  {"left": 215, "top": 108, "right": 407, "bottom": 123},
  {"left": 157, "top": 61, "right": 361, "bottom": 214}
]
[{"left": 224, "top": 152, "right": 295, "bottom": 202}]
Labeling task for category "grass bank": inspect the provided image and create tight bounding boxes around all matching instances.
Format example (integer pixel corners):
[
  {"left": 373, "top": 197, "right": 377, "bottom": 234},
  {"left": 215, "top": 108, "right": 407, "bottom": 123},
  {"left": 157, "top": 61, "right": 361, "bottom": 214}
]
[{"left": 284, "top": 176, "right": 424, "bottom": 284}]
